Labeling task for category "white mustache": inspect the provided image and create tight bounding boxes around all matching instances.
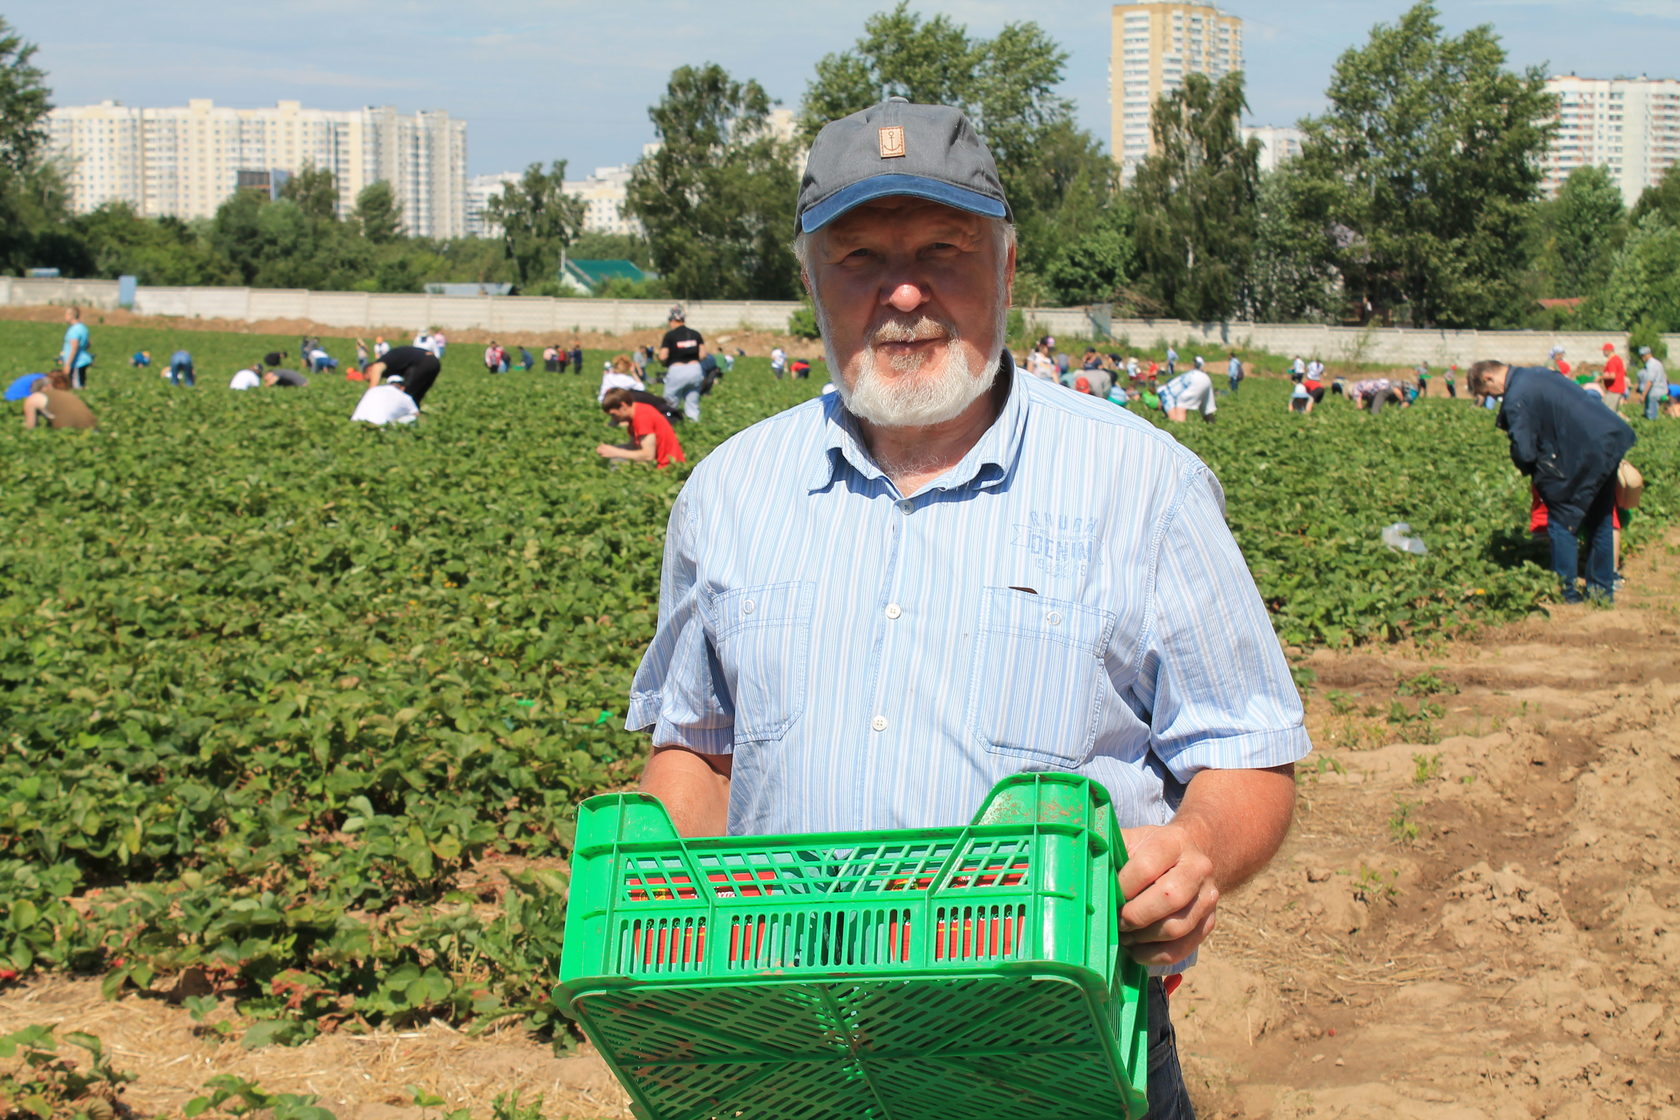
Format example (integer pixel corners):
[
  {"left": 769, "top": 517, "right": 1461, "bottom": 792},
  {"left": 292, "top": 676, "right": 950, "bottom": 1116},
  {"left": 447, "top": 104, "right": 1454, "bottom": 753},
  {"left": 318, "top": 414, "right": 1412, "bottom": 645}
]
[{"left": 870, "top": 317, "right": 954, "bottom": 346}]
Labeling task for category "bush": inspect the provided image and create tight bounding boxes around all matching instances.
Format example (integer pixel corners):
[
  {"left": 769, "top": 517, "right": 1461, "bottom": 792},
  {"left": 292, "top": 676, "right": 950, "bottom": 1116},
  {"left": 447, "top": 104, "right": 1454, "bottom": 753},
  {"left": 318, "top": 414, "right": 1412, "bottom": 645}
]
[
  {"left": 594, "top": 275, "right": 671, "bottom": 300},
  {"left": 788, "top": 304, "right": 821, "bottom": 340},
  {"left": 1627, "top": 318, "right": 1669, "bottom": 362}
]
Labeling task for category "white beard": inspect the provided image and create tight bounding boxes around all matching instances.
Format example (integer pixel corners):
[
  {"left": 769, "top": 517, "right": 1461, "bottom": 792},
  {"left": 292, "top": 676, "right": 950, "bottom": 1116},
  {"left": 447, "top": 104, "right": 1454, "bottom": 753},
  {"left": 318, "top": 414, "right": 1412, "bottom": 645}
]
[{"left": 819, "top": 306, "right": 1003, "bottom": 429}]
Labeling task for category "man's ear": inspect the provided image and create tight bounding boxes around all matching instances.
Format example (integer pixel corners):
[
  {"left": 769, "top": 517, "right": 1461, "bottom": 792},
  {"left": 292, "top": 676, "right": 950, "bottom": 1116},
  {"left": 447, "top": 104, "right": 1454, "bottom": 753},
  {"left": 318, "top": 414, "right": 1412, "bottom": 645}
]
[{"left": 1003, "top": 237, "right": 1018, "bottom": 309}]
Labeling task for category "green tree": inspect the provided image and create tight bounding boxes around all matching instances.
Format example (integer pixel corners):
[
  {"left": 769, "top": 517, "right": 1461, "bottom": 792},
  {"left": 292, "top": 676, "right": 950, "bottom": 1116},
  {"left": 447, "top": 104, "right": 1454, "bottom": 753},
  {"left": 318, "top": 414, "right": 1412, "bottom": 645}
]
[
  {"left": 280, "top": 165, "right": 340, "bottom": 222},
  {"left": 1533, "top": 165, "right": 1624, "bottom": 299},
  {"left": 1629, "top": 162, "right": 1680, "bottom": 231},
  {"left": 352, "top": 180, "right": 403, "bottom": 244},
  {"left": 72, "top": 202, "right": 224, "bottom": 284},
  {"left": 207, "top": 189, "right": 268, "bottom": 285},
  {"left": 0, "top": 17, "right": 69, "bottom": 273},
  {"left": 626, "top": 64, "right": 799, "bottom": 300},
  {"left": 1129, "top": 72, "right": 1260, "bottom": 322},
  {"left": 569, "top": 230, "right": 653, "bottom": 268},
  {"left": 1583, "top": 212, "right": 1680, "bottom": 333},
  {"left": 798, "top": 4, "right": 1112, "bottom": 278},
  {"left": 1248, "top": 165, "right": 1341, "bottom": 324},
  {"left": 485, "top": 160, "right": 585, "bottom": 290},
  {"left": 1039, "top": 196, "right": 1136, "bottom": 306},
  {"left": 1290, "top": 2, "right": 1555, "bottom": 328},
  {"left": 0, "top": 16, "right": 49, "bottom": 176}
]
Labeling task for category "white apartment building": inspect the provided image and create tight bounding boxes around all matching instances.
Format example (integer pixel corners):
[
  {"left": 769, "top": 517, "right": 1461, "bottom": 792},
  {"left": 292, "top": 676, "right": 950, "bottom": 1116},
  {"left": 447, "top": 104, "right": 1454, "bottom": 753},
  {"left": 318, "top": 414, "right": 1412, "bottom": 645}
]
[
  {"left": 1541, "top": 75, "right": 1680, "bottom": 206},
  {"left": 1110, "top": 1, "right": 1244, "bottom": 182},
  {"left": 48, "top": 99, "right": 468, "bottom": 239},
  {"left": 565, "top": 164, "right": 644, "bottom": 238},
  {"left": 465, "top": 171, "right": 521, "bottom": 239},
  {"left": 1242, "top": 125, "right": 1305, "bottom": 173}
]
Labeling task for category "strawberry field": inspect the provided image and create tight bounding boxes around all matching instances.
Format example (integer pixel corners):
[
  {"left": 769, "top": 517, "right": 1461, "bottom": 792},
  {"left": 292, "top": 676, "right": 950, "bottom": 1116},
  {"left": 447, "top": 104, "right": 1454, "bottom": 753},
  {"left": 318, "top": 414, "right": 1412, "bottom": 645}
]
[{"left": 2, "top": 315, "right": 1677, "bottom": 1066}]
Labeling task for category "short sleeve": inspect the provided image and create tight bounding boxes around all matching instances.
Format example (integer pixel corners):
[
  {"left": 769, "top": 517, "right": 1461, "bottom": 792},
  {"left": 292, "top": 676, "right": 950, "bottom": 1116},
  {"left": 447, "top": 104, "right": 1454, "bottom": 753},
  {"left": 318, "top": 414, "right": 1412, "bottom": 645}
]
[
  {"left": 1131, "top": 463, "right": 1311, "bottom": 781},
  {"left": 626, "top": 489, "right": 735, "bottom": 753}
]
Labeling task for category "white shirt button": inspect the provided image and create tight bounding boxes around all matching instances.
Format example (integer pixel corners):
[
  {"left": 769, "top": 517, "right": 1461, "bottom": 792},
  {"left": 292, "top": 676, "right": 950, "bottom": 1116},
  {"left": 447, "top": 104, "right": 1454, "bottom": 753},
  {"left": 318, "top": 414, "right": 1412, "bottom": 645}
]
[
  {"left": 742, "top": 599, "right": 756, "bottom": 615},
  {"left": 896, "top": 499, "right": 913, "bottom": 514},
  {"left": 885, "top": 603, "right": 902, "bottom": 620},
  {"left": 1047, "top": 610, "right": 1063, "bottom": 626},
  {"left": 871, "top": 715, "right": 888, "bottom": 732}
]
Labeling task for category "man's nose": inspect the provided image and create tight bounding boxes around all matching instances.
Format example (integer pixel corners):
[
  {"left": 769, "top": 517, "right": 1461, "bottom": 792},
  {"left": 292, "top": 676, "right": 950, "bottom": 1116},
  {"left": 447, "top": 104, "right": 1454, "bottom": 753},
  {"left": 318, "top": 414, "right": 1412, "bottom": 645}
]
[{"left": 883, "top": 281, "right": 928, "bottom": 314}]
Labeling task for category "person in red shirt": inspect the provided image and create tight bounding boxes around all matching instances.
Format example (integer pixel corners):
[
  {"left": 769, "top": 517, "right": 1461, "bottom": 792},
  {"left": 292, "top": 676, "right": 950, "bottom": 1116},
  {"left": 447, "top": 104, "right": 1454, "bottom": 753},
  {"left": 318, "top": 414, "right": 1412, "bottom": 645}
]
[
  {"left": 597, "top": 387, "right": 686, "bottom": 468},
  {"left": 1602, "top": 342, "right": 1628, "bottom": 412}
]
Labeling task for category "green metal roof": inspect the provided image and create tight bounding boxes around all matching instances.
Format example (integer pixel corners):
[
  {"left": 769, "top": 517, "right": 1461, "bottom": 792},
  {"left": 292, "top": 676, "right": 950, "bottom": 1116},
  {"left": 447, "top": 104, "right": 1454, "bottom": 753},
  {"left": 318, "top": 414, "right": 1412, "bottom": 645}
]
[{"left": 560, "top": 259, "right": 655, "bottom": 288}]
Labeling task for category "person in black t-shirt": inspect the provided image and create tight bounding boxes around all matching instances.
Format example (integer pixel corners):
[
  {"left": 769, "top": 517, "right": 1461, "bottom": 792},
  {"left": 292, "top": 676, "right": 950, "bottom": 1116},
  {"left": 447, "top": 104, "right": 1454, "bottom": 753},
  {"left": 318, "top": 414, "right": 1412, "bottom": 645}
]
[
  {"left": 366, "top": 345, "right": 443, "bottom": 406},
  {"left": 658, "top": 306, "right": 706, "bottom": 421}
]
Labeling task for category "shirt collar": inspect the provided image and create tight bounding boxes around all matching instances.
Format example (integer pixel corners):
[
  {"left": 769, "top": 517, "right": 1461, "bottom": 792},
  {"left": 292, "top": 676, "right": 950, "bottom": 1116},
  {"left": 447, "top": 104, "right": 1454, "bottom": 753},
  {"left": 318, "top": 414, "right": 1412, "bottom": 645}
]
[{"left": 808, "top": 351, "right": 1029, "bottom": 495}]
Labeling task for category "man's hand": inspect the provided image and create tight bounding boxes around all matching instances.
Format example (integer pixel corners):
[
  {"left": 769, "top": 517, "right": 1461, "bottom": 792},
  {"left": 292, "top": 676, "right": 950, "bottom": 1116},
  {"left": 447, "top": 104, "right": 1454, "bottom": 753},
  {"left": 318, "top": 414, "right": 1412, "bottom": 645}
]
[
  {"left": 596, "top": 443, "right": 622, "bottom": 459},
  {"left": 1116, "top": 764, "right": 1297, "bottom": 967},
  {"left": 1117, "top": 823, "right": 1219, "bottom": 967}
]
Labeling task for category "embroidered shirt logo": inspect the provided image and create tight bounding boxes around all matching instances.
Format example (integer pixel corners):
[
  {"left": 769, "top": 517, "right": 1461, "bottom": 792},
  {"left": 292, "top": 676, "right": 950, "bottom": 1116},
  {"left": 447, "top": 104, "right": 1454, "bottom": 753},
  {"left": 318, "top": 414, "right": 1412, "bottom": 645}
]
[
  {"left": 1011, "top": 512, "right": 1097, "bottom": 580},
  {"left": 878, "top": 126, "right": 906, "bottom": 159}
]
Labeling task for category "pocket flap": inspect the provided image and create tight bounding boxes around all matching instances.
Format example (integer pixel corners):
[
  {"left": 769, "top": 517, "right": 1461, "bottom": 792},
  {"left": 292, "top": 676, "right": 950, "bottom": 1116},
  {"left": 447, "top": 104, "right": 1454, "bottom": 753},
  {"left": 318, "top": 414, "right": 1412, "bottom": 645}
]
[{"left": 979, "top": 586, "right": 1114, "bottom": 655}]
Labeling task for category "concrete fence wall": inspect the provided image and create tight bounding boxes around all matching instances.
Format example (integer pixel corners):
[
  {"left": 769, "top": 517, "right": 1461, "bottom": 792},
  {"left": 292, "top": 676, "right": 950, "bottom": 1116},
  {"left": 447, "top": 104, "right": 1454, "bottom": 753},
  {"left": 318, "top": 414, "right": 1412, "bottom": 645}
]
[{"left": 4, "top": 275, "right": 1675, "bottom": 367}]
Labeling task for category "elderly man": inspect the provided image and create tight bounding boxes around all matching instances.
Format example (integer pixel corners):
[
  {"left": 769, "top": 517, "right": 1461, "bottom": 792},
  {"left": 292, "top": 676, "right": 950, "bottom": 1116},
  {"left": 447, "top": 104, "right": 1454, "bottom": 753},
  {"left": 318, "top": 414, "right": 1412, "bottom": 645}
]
[
  {"left": 627, "top": 99, "right": 1309, "bottom": 1119},
  {"left": 1637, "top": 345, "right": 1668, "bottom": 421},
  {"left": 1469, "top": 359, "right": 1635, "bottom": 602}
]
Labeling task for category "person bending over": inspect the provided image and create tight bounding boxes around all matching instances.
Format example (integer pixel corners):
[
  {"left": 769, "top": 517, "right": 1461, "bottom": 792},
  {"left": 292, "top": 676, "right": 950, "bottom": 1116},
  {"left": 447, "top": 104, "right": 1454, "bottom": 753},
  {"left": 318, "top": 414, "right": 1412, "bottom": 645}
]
[
  {"left": 350, "top": 375, "right": 420, "bottom": 426},
  {"left": 1470, "top": 359, "right": 1633, "bottom": 603},
  {"left": 22, "top": 371, "right": 96, "bottom": 430},
  {"left": 364, "top": 345, "right": 442, "bottom": 406},
  {"left": 596, "top": 386, "right": 685, "bottom": 468}
]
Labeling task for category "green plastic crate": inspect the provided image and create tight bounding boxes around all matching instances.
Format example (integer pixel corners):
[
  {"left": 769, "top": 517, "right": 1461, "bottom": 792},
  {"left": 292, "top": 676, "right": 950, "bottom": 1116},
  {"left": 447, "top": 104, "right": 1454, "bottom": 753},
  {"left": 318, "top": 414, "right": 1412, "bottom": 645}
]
[{"left": 556, "top": 773, "right": 1148, "bottom": 1120}]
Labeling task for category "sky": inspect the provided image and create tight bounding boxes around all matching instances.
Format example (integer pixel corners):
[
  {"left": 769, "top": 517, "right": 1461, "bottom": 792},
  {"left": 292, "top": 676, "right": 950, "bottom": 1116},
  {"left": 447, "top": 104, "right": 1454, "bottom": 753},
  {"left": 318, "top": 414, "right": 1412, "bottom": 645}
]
[{"left": 9, "top": 0, "right": 1680, "bottom": 178}]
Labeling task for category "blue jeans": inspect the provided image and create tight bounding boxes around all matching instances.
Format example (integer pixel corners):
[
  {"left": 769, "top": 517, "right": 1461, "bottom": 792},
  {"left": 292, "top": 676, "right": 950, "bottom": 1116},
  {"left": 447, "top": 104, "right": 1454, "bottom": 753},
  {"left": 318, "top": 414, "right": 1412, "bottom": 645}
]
[
  {"left": 665, "top": 361, "right": 704, "bottom": 422},
  {"left": 1645, "top": 389, "right": 1663, "bottom": 420},
  {"left": 1143, "top": 978, "right": 1196, "bottom": 1119},
  {"left": 169, "top": 360, "right": 194, "bottom": 387},
  {"left": 1547, "top": 475, "right": 1616, "bottom": 602}
]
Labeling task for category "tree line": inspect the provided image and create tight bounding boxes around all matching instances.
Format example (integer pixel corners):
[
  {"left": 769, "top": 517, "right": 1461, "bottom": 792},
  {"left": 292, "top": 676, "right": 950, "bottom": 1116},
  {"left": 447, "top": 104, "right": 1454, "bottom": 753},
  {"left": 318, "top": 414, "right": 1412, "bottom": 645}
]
[{"left": 3, "top": 3, "right": 1678, "bottom": 335}]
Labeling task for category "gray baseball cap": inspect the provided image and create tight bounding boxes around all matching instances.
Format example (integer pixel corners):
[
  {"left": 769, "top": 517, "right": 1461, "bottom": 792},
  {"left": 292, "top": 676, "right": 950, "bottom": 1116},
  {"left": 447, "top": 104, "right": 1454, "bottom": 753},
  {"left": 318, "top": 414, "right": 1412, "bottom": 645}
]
[{"left": 796, "top": 98, "right": 1010, "bottom": 233}]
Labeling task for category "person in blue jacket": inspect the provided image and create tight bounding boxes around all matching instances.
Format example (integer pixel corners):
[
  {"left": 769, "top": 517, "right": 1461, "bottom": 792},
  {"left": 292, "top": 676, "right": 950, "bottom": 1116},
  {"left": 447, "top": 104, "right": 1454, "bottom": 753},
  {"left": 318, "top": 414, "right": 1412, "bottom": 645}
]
[{"left": 1469, "top": 359, "right": 1635, "bottom": 603}]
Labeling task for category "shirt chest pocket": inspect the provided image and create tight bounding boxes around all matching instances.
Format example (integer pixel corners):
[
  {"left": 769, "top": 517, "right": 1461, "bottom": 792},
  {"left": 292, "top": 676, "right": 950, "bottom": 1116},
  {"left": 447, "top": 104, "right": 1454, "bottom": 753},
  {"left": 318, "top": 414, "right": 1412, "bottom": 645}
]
[
  {"left": 711, "top": 582, "right": 814, "bottom": 744},
  {"left": 965, "top": 586, "right": 1115, "bottom": 768}
]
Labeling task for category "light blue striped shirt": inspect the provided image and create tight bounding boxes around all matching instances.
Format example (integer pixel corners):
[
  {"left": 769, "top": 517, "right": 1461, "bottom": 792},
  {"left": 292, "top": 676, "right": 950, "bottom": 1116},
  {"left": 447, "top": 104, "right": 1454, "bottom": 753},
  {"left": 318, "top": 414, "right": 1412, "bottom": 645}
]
[{"left": 627, "top": 361, "right": 1311, "bottom": 836}]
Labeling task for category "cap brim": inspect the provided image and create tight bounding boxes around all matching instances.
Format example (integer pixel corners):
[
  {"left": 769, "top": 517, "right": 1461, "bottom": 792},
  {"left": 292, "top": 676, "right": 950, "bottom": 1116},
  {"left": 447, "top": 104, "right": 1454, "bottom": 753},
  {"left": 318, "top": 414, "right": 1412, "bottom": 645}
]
[{"left": 800, "top": 173, "right": 1007, "bottom": 233}]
